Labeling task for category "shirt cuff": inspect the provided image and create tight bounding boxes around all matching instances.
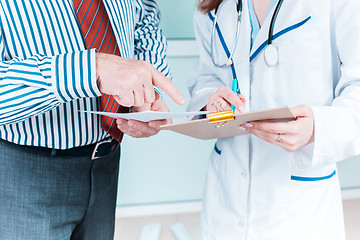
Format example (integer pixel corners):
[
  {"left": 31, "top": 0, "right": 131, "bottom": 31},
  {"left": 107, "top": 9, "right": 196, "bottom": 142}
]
[{"left": 51, "top": 49, "right": 101, "bottom": 103}]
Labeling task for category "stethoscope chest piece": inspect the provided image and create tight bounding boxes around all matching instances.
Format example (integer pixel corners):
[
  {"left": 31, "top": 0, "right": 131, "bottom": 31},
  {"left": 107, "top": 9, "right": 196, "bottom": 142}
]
[{"left": 264, "top": 44, "right": 279, "bottom": 67}]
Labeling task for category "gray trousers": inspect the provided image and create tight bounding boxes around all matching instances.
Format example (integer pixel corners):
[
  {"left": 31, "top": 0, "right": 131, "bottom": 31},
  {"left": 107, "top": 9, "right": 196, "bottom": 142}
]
[{"left": 0, "top": 139, "right": 120, "bottom": 240}]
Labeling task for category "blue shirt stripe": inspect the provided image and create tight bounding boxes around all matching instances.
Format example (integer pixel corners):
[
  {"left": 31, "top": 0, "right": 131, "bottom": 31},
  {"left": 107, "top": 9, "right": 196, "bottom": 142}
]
[{"left": 0, "top": 0, "right": 171, "bottom": 149}]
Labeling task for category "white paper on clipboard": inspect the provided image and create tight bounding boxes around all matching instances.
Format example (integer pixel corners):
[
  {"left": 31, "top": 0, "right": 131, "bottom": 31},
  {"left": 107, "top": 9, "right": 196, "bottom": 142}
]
[{"left": 80, "top": 110, "right": 210, "bottom": 122}]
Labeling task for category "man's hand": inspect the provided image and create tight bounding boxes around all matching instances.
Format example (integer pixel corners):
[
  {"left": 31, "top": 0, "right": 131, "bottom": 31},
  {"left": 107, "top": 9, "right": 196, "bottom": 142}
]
[
  {"left": 242, "top": 105, "right": 315, "bottom": 152},
  {"left": 96, "top": 52, "right": 185, "bottom": 107},
  {"left": 115, "top": 97, "right": 171, "bottom": 138}
]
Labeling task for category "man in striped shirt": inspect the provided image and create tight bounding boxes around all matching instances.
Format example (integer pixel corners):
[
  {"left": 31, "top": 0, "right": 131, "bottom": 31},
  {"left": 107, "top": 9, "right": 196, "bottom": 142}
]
[{"left": 0, "top": 1, "right": 184, "bottom": 239}]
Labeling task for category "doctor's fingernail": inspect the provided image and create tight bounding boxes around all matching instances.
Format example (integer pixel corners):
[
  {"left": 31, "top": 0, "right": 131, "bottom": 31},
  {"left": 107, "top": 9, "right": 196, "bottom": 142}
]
[
  {"left": 240, "top": 98, "right": 246, "bottom": 104},
  {"left": 239, "top": 106, "right": 245, "bottom": 113},
  {"left": 245, "top": 123, "right": 253, "bottom": 128},
  {"left": 239, "top": 126, "right": 246, "bottom": 131}
]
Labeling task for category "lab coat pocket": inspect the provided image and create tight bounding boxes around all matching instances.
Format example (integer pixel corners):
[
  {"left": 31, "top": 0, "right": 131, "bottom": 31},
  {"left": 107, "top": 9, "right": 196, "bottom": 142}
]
[
  {"left": 290, "top": 163, "right": 336, "bottom": 182},
  {"left": 204, "top": 141, "right": 224, "bottom": 204},
  {"left": 209, "top": 141, "right": 223, "bottom": 170},
  {"left": 288, "top": 163, "right": 342, "bottom": 240},
  {"left": 214, "top": 143, "right": 222, "bottom": 156},
  {"left": 210, "top": 142, "right": 223, "bottom": 172}
]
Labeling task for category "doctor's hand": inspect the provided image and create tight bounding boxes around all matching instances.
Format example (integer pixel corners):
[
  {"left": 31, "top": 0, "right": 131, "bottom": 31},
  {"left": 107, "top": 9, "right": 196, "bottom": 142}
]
[
  {"left": 115, "top": 96, "right": 171, "bottom": 138},
  {"left": 206, "top": 86, "right": 246, "bottom": 114},
  {"left": 242, "top": 105, "right": 315, "bottom": 152},
  {"left": 96, "top": 52, "right": 185, "bottom": 107}
]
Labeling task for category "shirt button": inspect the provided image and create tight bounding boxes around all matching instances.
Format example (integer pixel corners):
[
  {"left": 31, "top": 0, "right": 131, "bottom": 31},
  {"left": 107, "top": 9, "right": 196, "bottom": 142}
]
[{"left": 241, "top": 172, "right": 247, "bottom": 178}]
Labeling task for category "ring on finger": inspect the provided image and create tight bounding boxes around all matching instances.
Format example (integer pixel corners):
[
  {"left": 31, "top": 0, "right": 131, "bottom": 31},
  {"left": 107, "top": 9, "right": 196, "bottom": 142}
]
[
  {"left": 212, "top": 101, "right": 224, "bottom": 112},
  {"left": 276, "top": 133, "right": 283, "bottom": 143}
]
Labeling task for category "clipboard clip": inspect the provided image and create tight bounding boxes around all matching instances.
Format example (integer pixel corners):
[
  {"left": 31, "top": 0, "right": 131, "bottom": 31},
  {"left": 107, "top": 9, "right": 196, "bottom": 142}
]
[{"left": 208, "top": 102, "right": 234, "bottom": 127}]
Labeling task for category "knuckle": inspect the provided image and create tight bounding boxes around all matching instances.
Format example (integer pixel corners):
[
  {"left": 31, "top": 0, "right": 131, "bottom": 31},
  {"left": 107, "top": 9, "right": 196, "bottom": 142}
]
[
  {"left": 269, "top": 127, "right": 277, "bottom": 133},
  {"left": 131, "top": 85, "right": 141, "bottom": 94},
  {"left": 145, "top": 97, "right": 154, "bottom": 104},
  {"left": 122, "top": 79, "right": 134, "bottom": 90},
  {"left": 287, "top": 139, "right": 297, "bottom": 148},
  {"left": 135, "top": 131, "right": 143, "bottom": 138},
  {"left": 287, "top": 146, "right": 296, "bottom": 152},
  {"left": 140, "top": 67, "right": 150, "bottom": 77},
  {"left": 141, "top": 61, "right": 153, "bottom": 72},
  {"left": 133, "top": 69, "right": 147, "bottom": 80},
  {"left": 206, "top": 104, "right": 215, "bottom": 112},
  {"left": 218, "top": 86, "right": 226, "bottom": 92},
  {"left": 300, "top": 104, "right": 307, "bottom": 111},
  {"left": 209, "top": 93, "right": 217, "bottom": 100},
  {"left": 226, "top": 92, "right": 234, "bottom": 101},
  {"left": 285, "top": 147, "right": 293, "bottom": 153},
  {"left": 129, "top": 133, "right": 138, "bottom": 138},
  {"left": 143, "top": 60, "right": 152, "bottom": 67},
  {"left": 287, "top": 140, "right": 295, "bottom": 147},
  {"left": 123, "top": 98, "right": 134, "bottom": 107},
  {"left": 136, "top": 98, "right": 145, "bottom": 107}
]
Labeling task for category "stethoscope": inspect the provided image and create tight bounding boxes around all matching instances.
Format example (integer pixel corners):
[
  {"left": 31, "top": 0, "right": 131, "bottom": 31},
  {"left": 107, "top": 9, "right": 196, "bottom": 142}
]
[
  {"left": 208, "top": 1, "right": 243, "bottom": 111},
  {"left": 210, "top": 0, "right": 284, "bottom": 68}
]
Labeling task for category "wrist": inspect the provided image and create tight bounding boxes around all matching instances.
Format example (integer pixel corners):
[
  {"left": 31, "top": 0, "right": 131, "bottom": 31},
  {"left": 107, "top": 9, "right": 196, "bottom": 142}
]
[{"left": 95, "top": 52, "right": 102, "bottom": 89}]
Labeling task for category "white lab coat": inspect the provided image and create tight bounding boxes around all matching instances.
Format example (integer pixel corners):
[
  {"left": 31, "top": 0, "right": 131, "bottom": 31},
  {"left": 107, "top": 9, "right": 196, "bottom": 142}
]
[{"left": 188, "top": 0, "right": 360, "bottom": 239}]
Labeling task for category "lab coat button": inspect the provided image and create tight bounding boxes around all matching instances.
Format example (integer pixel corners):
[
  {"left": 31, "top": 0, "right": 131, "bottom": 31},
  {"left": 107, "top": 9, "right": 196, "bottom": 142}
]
[
  {"left": 238, "top": 221, "right": 245, "bottom": 228},
  {"left": 241, "top": 172, "right": 247, "bottom": 178}
]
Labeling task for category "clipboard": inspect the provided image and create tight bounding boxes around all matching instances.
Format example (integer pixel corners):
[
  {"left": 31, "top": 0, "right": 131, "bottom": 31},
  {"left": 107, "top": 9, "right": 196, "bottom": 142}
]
[{"left": 160, "top": 106, "right": 296, "bottom": 140}]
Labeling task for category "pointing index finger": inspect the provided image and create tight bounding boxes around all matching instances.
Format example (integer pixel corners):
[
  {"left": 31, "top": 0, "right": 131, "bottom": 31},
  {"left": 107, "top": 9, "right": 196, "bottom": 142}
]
[{"left": 151, "top": 67, "right": 185, "bottom": 105}]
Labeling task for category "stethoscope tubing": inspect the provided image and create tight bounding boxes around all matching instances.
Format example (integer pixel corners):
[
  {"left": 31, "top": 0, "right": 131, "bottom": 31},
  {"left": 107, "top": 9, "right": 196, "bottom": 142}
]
[
  {"left": 210, "top": 0, "right": 285, "bottom": 110},
  {"left": 211, "top": 0, "right": 284, "bottom": 68},
  {"left": 210, "top": 0, "right": 242, "bottom": 68},
  {"left": 268, "top": 0, "right": 284, "bottom": 45},
  {"left": 208, "top": 12, "right": 241, "bottom": 95}
]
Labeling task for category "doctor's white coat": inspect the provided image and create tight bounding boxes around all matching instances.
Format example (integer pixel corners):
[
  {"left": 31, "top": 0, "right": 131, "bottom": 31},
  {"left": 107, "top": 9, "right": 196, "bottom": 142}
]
[{"left": 188, "top": 0, "right": 360, "bottom": 239}]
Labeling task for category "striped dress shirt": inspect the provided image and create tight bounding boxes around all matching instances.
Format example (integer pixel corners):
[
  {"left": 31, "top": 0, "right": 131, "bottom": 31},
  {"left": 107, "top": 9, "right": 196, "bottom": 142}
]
[{"left": 0, "top": 0, "right": 170, "bottom": 149}]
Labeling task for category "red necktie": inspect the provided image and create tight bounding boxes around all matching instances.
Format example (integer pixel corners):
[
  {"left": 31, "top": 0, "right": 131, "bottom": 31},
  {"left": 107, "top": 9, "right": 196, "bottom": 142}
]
[{"left": 73, "top": 0, "right": 127, "bottom": 142}]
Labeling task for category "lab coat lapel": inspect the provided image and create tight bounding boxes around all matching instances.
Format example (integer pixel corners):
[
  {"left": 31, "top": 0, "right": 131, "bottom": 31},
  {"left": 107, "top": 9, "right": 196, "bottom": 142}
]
[
  {"left": 250, "top": 0, "right": 311, "bottom": 58},
  {"left": 102, "top": 0, "right": 134, "bottom": 58}
]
